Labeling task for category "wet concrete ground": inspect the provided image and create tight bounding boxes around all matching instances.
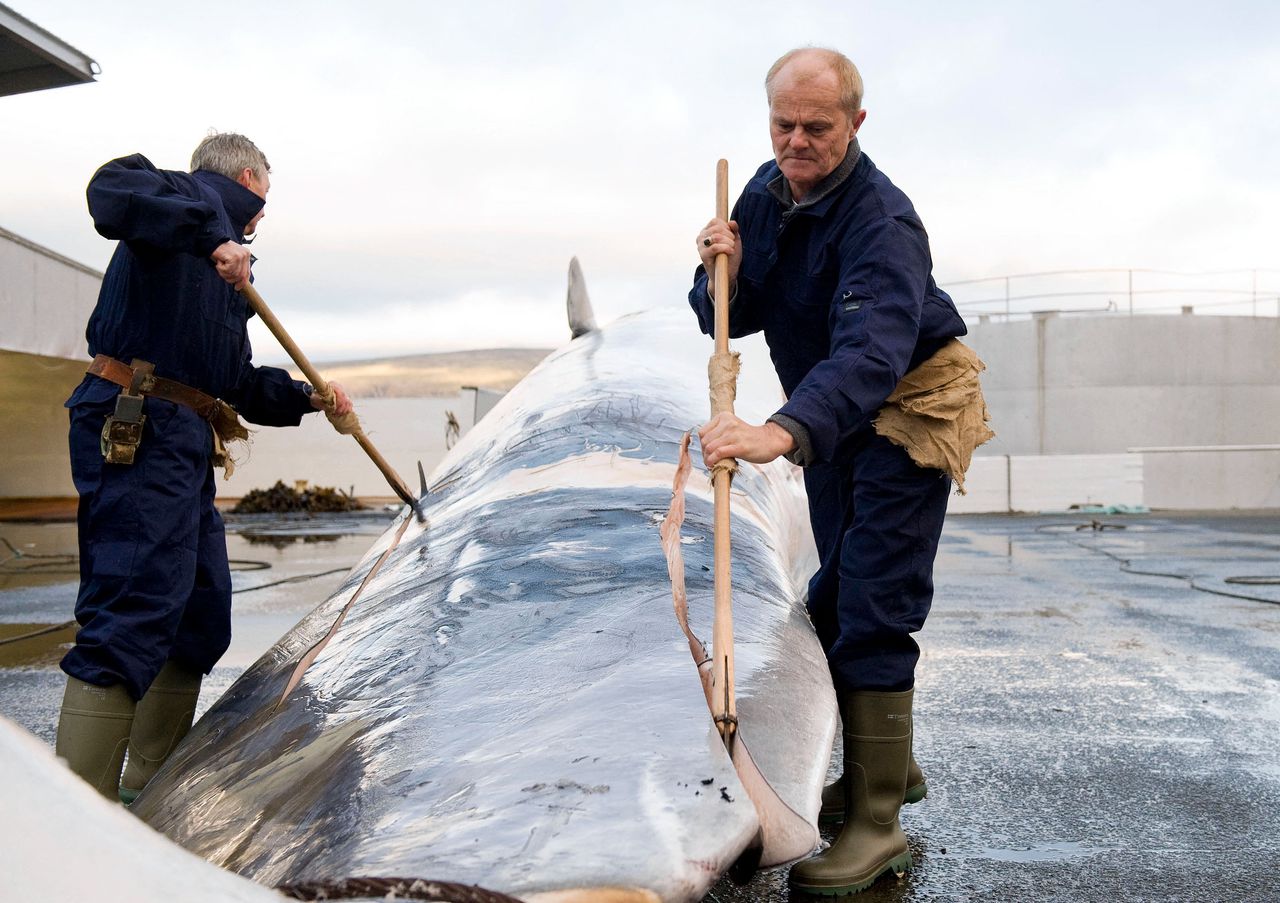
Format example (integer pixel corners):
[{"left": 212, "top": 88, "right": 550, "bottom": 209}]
[
  {"left": 2, "top": 511, "right": 1278, "bottom": 902},
  {"left": 0, "top": 512, "right": 392, "bottom": 745}
]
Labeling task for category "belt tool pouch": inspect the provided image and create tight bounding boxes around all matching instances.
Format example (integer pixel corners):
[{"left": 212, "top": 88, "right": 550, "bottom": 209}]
[{"left": 100, "top": 360, "right": 154, "bottom": 465}]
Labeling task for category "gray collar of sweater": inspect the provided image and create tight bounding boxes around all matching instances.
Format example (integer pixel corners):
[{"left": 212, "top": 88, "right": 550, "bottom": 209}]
[{"left": 766, "top": 139, "right": 861, "bottom": 210}]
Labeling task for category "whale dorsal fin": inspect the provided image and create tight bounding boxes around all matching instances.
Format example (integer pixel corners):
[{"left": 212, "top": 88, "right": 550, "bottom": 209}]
[{"left": 567, "top": 257, "right": 598, "bottom": 339}]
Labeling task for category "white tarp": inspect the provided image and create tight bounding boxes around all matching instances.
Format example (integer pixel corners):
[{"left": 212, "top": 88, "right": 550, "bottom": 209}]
[
  {"left": 0, "top": 715, "right": 280, "bottom": 903},
  {"left": 0, "top": 226, "right": 100, "bottom": 360}
]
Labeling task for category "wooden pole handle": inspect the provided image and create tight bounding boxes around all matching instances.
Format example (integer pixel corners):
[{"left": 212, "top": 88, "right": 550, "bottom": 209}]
[
  {"left": 240, "top": 284, "right": 329, "bottom": 396},
  {"left": 710, "top": 158, "right": 737, "bottom": 744},
  {"left": 354, "top": 432, "right": 418, "bottom": 508},
  {"left": 713, "top": 159, "right": 731, "bottom": 360},
  {"left": 238, "top": 283, "right": 423, "bottom": 519}
]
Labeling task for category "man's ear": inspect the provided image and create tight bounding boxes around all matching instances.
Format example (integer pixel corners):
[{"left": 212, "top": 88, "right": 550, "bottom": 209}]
[
  {"left": 850, "top": 108, "right": 867, "bottom": 138},
  {"left": 236, "top": 167, "right": 255, "bottom": 189}
]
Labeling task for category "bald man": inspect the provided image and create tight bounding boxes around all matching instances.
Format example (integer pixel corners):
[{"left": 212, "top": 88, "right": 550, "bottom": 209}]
[{"left": 689, "top": 48, "right": 969, "bottom": 895}]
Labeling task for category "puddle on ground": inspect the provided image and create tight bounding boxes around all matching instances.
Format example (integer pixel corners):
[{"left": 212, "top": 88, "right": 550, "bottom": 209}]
[
  {"left": 225, "top": 513, "right": 393, "bottom": 538},
  {"left": 239, "top": 533, "right": 344, "bottom": 549},
  {"left": 0, "top": 622, "right": 76, "bottom": 668}
]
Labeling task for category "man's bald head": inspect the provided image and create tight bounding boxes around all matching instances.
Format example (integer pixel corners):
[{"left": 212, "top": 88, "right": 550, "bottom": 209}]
[
  {"left": 765, "top": 47, "right": 863, "bottom": 118},
  {"left": 764, "top": 47, "right": 867, "bottom": 201}
]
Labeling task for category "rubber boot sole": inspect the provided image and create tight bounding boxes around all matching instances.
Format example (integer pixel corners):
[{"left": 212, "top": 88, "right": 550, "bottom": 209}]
[{"left": 790, "top": 850, "right": 913, "bottom": 897}]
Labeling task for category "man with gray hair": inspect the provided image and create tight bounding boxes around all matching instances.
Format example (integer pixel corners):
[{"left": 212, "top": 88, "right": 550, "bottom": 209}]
[
  {"left": 55, "top": 132, "right": 351, "bottom": 804},
  {"left": 691, "top": 48, "right": 985, "bottom": 894}
]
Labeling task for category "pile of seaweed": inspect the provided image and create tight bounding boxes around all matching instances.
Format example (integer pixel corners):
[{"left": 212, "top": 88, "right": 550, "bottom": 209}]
[{"left": 231, "top": 481, "right": 363, "bottom": 514}]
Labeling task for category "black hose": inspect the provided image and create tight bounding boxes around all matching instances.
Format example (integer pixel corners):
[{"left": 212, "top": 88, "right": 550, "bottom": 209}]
[
  {"left": 233, "top": 568, "right": 348, "bottom": 594},
  {"left": 0, "top": 620, "right": 76, "bottom": 647},
  {"left": 1034, "top": 521, "right": 1279, "bottom": 606}
]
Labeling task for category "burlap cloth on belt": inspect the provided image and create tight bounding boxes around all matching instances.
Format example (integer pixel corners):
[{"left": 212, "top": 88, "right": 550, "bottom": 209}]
[{"left": 872, "top": 339, "right": 995, "bottom": 494}]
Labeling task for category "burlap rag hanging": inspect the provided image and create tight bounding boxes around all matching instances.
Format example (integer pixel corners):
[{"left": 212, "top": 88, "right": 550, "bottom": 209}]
[
  {"left": 208, "top": 400, "right": 251, "bottom": 480},
  {"left": 872, "top": 339, "right": 995, "bottom": 494}
]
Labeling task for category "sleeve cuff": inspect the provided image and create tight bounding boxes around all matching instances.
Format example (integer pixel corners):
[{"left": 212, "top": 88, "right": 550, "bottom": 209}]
[
  {"left": 767, "top": 413, "right": 814, "bottom": 468},
  {"left": 197, "top": 231, "right": 234, "bottom": 259},
  {"left": 295, "top": 380, "right": 317, "bottom": 416},
  {"left": 706, "top": 280, "right": 738, "bottom": 305}
]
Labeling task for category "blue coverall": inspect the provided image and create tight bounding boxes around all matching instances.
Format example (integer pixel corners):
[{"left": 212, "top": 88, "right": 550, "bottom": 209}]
[
  {"left": 689, "top": 146, "right": 966, "bottom": 692},
  {"left": 62, "top": 154, "right": 315, "bottom": 700}
]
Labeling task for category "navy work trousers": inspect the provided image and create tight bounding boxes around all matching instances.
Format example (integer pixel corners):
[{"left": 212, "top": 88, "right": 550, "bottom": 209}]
[
  {"left": 61, "top": 392, "right": 232, "bottom": 701},
  {"left": 804, "top": 428, "right": 950, "bottom": 692}
]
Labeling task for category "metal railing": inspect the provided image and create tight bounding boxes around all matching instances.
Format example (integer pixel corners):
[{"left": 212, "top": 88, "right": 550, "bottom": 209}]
[{"left": 940, "top": 267, "right": 1280, "bottom": 321}]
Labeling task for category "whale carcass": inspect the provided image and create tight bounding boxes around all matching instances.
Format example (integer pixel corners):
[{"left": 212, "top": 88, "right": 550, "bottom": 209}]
[{"left": 132, "top": 270, "right": 835, "bottom": 902}]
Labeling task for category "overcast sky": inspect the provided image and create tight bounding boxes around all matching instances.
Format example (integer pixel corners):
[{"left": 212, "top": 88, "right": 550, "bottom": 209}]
[{"left": 4, "top": 1, "right": 1279, "bottom": 359}]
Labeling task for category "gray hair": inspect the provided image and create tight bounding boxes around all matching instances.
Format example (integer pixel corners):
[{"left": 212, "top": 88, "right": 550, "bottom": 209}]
[
  {"left": 190, "top": 132, "right": 270, "bottom": 180},
  {"left": 765, "top": 47, "right": 863, "bottom": 117}
]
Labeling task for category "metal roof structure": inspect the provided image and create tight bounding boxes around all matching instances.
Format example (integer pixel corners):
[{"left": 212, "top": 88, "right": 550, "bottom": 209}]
[{"left": 0, "top": 2, "right": 97, "bottom": 97}]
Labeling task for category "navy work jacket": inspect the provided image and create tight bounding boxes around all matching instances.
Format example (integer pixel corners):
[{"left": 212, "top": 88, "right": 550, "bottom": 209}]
[
  {"left": 67, "top": 154, "right": 312, "bottom": 427},
  {"left": 689, "top": 151, "right": 966, "bottom": 465}
]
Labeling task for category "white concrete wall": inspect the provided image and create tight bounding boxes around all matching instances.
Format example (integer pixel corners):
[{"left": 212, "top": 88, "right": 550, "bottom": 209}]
[
  {"left": 0, "top": 227, "right": 101, "bottom": 359},
  {"left": 947, "top": 457, "right": 1010, "bottom": 514},
  {"left": 0, "top": 351, "right": 83, "bottom": 498},
  {"left": 948, "top": 454, "right": 1143, "bottom": 514},
  {"left": 964, "top": 313, "right": 1280, "bottom": 456},
  {"left": 1141, "top": 449, "right": 1280, "bottom": 510},
  {"left": 949, "top": 448, "right": 1280, "bottom": 513},
  {"left": 955, "top": 313, "right": 1279, "bottom": 510},
  {"left": 0, "top": 229, "right": 100, "bottom": 498}
]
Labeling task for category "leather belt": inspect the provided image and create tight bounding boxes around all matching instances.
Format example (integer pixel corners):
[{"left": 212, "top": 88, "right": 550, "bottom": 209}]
[
  {"left": 86, "top": 354, "right": 248, "bottom": 444},
  {"left": 88, "top": 355, "right": 225, "bottom": 421}
]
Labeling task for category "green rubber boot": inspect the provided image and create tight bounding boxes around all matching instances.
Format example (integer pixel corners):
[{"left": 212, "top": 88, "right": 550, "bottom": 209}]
[
  {"left": 791, "top": 689, "right": 914, "bottom": 896},
  {"left": 819, "top": 751, "right": 926, "bottom": 824},
  {"left": 55, "top": 676, "right": 136, "bottom": 800},
  {"left": 119, "top": 659, "right": 202, "bottom": 804}
]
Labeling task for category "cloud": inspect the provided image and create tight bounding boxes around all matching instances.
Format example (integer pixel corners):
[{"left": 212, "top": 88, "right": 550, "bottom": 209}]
[{"left": 5, "top": 0, "right": 1278, "bottom": 354}]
